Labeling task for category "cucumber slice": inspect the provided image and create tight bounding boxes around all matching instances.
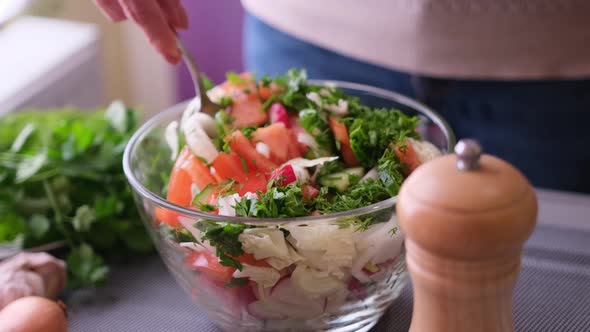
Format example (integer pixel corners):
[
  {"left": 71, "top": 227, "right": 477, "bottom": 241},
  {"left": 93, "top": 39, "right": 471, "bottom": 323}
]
[
  {"left": 191, "top": 184, "right": 215, "bottom": 206},
  {"left": 319, "top": 167, "right": 365, "bottom": 192}
]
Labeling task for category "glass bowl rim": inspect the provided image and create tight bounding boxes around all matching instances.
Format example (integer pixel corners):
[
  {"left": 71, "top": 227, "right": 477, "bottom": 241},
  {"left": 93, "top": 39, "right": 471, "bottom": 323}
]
[{"left": 122, "top": 79, "right": 455, "bottom": 224}]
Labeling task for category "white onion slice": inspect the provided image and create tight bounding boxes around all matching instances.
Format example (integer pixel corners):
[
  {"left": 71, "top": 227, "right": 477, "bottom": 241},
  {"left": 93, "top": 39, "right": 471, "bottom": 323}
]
[
  {"left": 360, "top": 167, "right": 378, "bottom": 182},
  {"left": 183, "top": 114, "right": 219, "bottom": 163},
  {"left": 286, "top": 156, "right": 339, "bottom": 169},
  {"left": 296, "top": 131, "right": 319, "bottom": 150}
]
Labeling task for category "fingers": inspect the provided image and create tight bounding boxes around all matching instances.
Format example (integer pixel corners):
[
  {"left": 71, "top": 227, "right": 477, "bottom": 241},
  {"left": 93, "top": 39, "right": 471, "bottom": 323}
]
[
  {"left": 118, "top": 0, "right": 181, "bottom": 64},
  {"left": 94, "top": 0, "right": 127, "bottom": 22},
  {"left": 177, "top": 6, "right": 189, "bottom": 29},
  {"left": 157, "top": 0, "right": 189, "bottom": 29}
]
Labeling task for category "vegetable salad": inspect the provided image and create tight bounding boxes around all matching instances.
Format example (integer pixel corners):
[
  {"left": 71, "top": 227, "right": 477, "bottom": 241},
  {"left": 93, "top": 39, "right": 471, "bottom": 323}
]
[{"left": 160, "top": 69, "right": 441, "bottom": 320}]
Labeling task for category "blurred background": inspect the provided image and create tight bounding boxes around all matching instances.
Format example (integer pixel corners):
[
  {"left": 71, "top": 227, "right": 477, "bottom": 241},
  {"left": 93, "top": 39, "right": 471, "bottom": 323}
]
[{"left": 0, "top": 0, "right": 243, "bottom": 119}]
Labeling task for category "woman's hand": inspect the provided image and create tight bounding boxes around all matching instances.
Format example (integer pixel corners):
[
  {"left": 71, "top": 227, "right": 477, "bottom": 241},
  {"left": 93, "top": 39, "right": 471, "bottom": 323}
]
[{"left": 94, "top": 0, "right": 188, "bottom": 64}]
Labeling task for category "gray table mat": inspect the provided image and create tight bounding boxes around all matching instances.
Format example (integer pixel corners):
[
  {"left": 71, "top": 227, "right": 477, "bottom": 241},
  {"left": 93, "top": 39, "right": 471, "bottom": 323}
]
[{"left": 68, "top": 191, "right": 590, "bottom": 332}]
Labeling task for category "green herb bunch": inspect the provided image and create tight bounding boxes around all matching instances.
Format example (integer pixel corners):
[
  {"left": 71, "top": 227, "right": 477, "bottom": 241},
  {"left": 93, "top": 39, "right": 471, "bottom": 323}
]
[{"left": 0, "top": 103, "right": 153, "bottom": 288}]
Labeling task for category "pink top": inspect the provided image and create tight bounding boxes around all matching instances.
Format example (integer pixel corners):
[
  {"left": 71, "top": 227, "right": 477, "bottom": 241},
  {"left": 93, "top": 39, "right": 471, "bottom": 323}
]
[{"left": 242, "top": 0, "right": 590, "bottom": 79}]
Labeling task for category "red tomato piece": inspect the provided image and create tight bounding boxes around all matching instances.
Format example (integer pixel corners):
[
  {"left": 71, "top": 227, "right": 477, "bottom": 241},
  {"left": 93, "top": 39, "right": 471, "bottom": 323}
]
[
  {"left": 302, "top": 184, "right": 320, "bottom": 201},
  {"left": 251, "top": 123, "right": 303, "bottom": 165},
  {"left": 159, "top": 147, "right": 217, "bottom": 227},
  {"left": 212, "top": 152, "right": 268, "bottom": 195},
  {"left": 177, "top": 147, "right": 217, "bottom": 191},
  {"left": 237, "top": 253, "right": 270, "bottom": 267},
  {"left": 231, "top": 94, "right": 268, "bottom": 127},
  {"left": 394, "top": 140, "right": 421, "bottom": 175},
  {"left": 238, "top": 172, "right": 267, "bottom": 195},
  {"left": 258, "top": 82, "right": 283, "bottom": 100},
  {"left": 328, "top": 117, "right": 360, "bottom": 166},
  {"left": 218, "top": 73, "right": 269, "bottom": 127},
  {"left": 185, "top": 251, "right": 236, "bottom": 284},
  {"left": 212, "top": 152, "right": 250, "bottom": 184},
  {"left": 227, "top": 131, "right": 278, "bottom": 174}
]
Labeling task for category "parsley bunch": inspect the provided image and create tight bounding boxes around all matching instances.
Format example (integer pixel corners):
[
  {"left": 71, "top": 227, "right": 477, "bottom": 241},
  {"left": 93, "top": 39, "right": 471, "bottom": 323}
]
[{"left": 0, "top": 105, "right": 153, "bottom": 288}]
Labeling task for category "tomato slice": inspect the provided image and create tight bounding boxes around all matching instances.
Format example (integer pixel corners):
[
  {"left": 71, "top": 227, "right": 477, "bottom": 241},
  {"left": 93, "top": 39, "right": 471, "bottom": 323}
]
[
  {"left": 237, "top": 253, "right": 270, "bottom": 268},
  {"left": 186, "top": 251, "right": 236, "bottom": 284},
  {"left": 212, "top": 152, "right": 250, "bottom": 184},
  {"left": 212, "top": 151, "right": 268, "bottom": 195},
  {"left": 302, "top": 184, "right": 320, "bottom": 201},
  {"left": 238, "top": 172, "right": 267, "bottom": 195},
  {"left": 251, "top": 123, "right": 303, "bottom": 165},
  {"left": 231, "top": 94, "right": 268, "bottom": 127},
  {"left": 178, "top": 148, "right": 217, "bottom": 191},
  {"left": 226, "top": 131, "right": 278, "bottom": 174},
  {"left": 394, "top": 140, "right": 421, "bottom": 175},
  {"left": 329, "top": 117, "right": 360, "bottom": 166},
  {"left": 158, "top": 147, "right": 217, "bottom": 227}
]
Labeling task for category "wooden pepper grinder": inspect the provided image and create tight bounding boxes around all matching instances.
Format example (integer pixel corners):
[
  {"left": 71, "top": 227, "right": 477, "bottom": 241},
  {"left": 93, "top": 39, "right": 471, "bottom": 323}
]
[{"left": 397, "top": 139, "right": 538, "bottom": 332}]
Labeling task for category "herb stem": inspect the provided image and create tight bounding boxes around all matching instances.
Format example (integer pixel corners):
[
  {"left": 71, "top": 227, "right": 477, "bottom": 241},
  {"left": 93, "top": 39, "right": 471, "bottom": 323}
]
[{"left": 43, "top": 180, "right": 75, "bottom": 248}]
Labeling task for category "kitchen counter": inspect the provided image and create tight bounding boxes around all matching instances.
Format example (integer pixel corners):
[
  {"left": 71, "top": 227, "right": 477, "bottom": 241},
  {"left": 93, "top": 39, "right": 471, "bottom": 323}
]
[{"left": 68, "top": 189, "right": 590, "bottom": 331}]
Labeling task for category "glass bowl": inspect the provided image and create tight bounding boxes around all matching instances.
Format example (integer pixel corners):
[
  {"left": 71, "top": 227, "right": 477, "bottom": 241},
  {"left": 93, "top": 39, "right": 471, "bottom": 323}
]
[{"left": 123, "top": 80, "right": 455, "bottom": 332}]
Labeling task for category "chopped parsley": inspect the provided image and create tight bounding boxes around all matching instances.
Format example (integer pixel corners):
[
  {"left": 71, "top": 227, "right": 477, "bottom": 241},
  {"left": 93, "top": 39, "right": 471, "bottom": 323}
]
[
  {"left": 337, "top": 216, "right": 374, "bottom": 232},
  {"left": 218, "top": 96, "right": 233, "bottom": 107},
  {"left": 170, "top": 227, "right": 197, "bottom": 243},
  {"left": 226, "top": 71, "right": 246, "bottom": 85},
  {"left": 197, "top": 203, "right": 217, "bottom": 212},
  {"left": 234, "top": 184, "right": 309, "bottom": 218},
  {"left": 298, "top": 109, "right": 335, "bottom": 158},
  {"left": 315, "top": 179, "right": 390, "bottom": 214},
  {"left": 240, "top": 126, "right": 257, "bottom": 139},
  {"left": 346, "top": 108, "right": 419, "bottom": 167},
  {"left": 198, "top": 220, "right": 247, "bottom": 269},
  {"left": 377, "top": 148, "right": 405, "bottom": 196}
]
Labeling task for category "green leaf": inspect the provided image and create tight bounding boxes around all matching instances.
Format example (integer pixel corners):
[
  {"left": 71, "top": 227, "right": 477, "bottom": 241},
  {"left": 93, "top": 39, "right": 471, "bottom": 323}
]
[
  {"left": 240, "top": 126, "right": 257, "bottom": 140},
  {"left": 61, "top": 138, "right": 76, "bottom": 161},
  {"left": 66, "top": 244, "right": 109, "bottom": 287},
  {"left": 377, "top": 148, "right": 405, "bottom": 196},
  {"left": 105, "top": 100, "right": 128, "bottom": 133},
  {"left": 0, "top": 209, "right": 27, "bottom": 243},
  {"left": 226, "top": 71, "right": 246, "bottom": 85},
  {"left": 199, "top": 221, "right": 247, "bottom": 269},
  {"left": 71, "top": 121, "right": 94, "bottom": 151},
  {"left": 201, "top": 73, "right": 215, "bottom": 91},
  {"left": 11, "top": 123, "right": 35, "bottom": 152},
  {"left": 94, "top": 196, "right": 122, "bottom": 219},
  {"left": 170, "top": 227, "right": 197, "bottom": 243},
  {"left": 218, "top": 96, "right": 233, "bottom": 107},
  {"left": 16, "top": 152, "right": 46, "bottom": 183},
  {"left": 28, "top": 214, "right": 50, "bottom": 239},
  {"left": 71, "top": 205, "right": 96, "bottom": 232}
]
